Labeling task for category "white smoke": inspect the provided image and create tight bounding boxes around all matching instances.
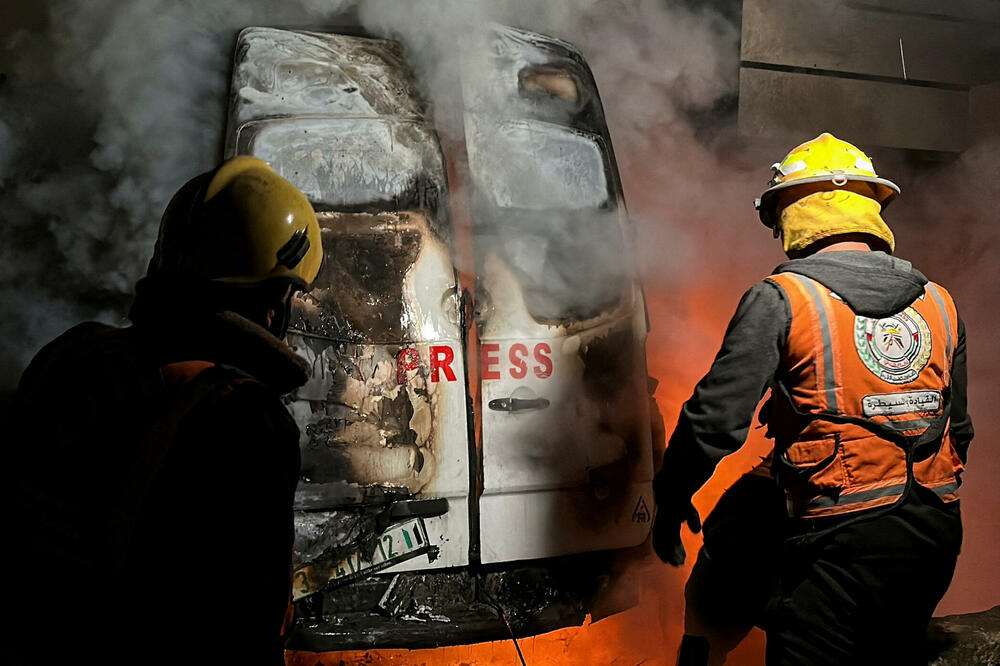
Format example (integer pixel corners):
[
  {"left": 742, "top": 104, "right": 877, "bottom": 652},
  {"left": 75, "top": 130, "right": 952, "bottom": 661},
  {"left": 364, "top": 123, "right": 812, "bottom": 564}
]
[
  {"left": 355, "top": 0, "right": 752, "bottom": 301},
  {"left": 0, "top": 0, "right": 354, "bottom": 381},
  {"left": 0, "top": 0, "right": 744, "bottom": 388}
]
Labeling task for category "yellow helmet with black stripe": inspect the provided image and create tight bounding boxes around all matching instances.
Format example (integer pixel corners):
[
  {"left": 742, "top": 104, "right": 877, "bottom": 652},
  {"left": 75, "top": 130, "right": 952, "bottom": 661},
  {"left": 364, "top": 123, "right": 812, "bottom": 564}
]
[{"left": 149, "top": 156, "right": 322, "bottom": 290}]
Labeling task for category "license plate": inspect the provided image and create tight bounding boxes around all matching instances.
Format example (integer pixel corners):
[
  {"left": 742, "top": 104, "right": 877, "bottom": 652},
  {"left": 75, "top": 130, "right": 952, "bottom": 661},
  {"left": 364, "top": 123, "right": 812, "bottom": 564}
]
[{"left": 292, "top": 518, "right": 432, "bottom": 600}]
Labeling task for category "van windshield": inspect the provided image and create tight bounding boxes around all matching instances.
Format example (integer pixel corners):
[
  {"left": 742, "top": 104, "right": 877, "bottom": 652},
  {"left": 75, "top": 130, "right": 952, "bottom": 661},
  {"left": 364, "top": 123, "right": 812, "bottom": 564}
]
[
  {"left": 467, "top": 120, "right": 627, "bottom": 323},
  {"left": 236, "top": 118, "right": 448, "bottom": 228}
]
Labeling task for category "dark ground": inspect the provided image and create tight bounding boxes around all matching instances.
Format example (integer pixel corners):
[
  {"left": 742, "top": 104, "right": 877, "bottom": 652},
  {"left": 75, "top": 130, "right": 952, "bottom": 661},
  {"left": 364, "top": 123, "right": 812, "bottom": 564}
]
[{"left": 927, "top": 606, "right": 1000, "bottom": 665}]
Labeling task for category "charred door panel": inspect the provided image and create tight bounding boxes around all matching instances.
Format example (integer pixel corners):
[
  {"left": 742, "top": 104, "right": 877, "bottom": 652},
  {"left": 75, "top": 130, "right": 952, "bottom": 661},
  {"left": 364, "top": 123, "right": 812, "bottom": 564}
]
[
  {"left": 226, "top": 28, "right": 470, "bottom": 574},
  {"left": 464, "top": 25, "right": 653, "bottom": 564}
]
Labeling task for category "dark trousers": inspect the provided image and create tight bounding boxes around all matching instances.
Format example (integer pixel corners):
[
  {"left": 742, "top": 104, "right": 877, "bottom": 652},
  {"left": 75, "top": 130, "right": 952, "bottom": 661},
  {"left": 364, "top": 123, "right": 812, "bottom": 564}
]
[
  {"left": 766, "top": 484, "right": 961, "bottom": 665},
  {"left": 682, "top": 477, "right": 962, "bottom": 666}
]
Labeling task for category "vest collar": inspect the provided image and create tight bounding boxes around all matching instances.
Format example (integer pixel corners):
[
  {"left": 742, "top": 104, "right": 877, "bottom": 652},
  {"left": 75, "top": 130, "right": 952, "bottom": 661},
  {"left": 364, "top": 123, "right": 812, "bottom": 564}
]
[{"left": 774, "top": 251, "right": 928, "bottom": 318}]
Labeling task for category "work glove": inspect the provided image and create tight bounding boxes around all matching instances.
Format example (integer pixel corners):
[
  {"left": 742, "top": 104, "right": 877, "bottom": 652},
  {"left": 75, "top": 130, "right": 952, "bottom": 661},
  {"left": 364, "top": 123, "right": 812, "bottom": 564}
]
[{"left": 652, "top": 496, "right": 701, "bottom": 566}]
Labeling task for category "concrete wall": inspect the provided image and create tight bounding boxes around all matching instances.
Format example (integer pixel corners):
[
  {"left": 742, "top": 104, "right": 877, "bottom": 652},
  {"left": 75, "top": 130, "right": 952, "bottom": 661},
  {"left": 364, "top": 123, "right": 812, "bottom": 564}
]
[{"left": 737, "top": 0, "right": 1000, "bottom": 150}]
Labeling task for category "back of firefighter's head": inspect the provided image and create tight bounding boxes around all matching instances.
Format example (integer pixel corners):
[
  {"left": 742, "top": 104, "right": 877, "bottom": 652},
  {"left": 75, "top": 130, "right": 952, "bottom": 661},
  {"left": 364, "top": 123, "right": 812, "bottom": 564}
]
[
  {"left": 141, "top": 156, "right": 322, "bottom": 338},
  {"left": 754, "top": 132, "right": 901, "bottom": 259}
]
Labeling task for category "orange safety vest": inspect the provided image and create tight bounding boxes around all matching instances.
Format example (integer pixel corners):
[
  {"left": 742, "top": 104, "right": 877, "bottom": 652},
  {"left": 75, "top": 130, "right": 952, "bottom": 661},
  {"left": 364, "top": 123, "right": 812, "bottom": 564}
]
[{"left": 764, "top": 271, "right": 963, "bottom": 518}]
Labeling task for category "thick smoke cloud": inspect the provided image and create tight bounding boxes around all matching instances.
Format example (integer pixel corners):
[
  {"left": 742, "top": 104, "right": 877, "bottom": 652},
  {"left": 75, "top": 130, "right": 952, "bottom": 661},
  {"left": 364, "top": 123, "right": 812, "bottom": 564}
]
[
  {"left": 0, "top": 0, "right": 353, "bottom": 383},
  {"left": 358, "top": 0, "right": 746, "bottom": 286},
  {"left": 0, "top": 0, "right": 741, "bottom": 386},
  {"left": 358, "top": 0, "right": 738, "bottom": 124}
]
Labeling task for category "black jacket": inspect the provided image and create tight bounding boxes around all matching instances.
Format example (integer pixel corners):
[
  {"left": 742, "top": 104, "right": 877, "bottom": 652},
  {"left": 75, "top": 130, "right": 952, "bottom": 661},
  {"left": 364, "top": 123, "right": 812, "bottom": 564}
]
[
  {"left": 654, "top": 251, "right": 973, "bottom": 507},
  {"left": 4, "top": 298, "right": 307, "bottom": 664}
]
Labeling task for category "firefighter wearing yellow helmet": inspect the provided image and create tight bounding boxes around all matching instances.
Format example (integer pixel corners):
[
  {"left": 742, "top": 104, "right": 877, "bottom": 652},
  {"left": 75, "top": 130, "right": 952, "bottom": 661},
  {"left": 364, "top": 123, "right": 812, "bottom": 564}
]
[
  {"left": 755, "top": 132, "right": 900, "bottom": 256},
  {"left": 7, "top": 156, "right": 322, "bottom": 662},
  {"left": 654, "top": 133, "right": 971, "bottom": 665},
  {"left": 137, "top": 154, "right": 322, "bottom": 338}
]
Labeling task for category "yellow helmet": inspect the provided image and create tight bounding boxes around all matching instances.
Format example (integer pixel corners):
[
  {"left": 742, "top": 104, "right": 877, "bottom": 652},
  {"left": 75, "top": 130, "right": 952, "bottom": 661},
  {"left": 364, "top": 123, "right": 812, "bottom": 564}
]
[
  {"left": 755, "top": 133, "right": 900, "bottom": 229},
  {"left": 149, "top": 156, "right": 323, "bottom": 290}
]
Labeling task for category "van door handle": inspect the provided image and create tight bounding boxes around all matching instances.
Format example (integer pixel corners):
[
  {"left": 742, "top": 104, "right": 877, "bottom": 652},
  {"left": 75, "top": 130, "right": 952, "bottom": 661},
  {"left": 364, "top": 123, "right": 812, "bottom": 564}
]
[{"left": 488, "top": 397, "right": 550, "bottom": 412}]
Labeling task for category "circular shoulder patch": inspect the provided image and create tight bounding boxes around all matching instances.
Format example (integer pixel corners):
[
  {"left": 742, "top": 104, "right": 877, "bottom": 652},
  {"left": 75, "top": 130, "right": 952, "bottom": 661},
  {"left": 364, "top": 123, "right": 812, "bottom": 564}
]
[{"left": 854, "top": 308, "right": 932, "bottom": 384}]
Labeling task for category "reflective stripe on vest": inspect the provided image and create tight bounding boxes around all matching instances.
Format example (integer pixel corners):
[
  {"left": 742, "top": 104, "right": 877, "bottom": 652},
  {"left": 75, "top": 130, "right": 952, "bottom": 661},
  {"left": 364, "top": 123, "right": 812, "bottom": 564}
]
[
  {"left": 765, "top": 271, "right": 962, "bottom": 518},
  {"left": 798, "top": 276, "right": 840, "bottom": 413},
  {"left": 926, "top": 282, "right": 954, "bottom": 365},
  {"left": 805, "top": 478, "right": 960, "bottom": 513}
]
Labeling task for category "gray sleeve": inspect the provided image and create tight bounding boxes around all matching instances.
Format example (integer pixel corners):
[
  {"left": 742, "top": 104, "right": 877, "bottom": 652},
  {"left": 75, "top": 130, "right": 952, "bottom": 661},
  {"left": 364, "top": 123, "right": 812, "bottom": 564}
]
[
  {"left": 653, "top": 280, "right": 789, "bottom": 503},
  {"left": 950, "top": 315, "right": 973, "bottom": 463}
]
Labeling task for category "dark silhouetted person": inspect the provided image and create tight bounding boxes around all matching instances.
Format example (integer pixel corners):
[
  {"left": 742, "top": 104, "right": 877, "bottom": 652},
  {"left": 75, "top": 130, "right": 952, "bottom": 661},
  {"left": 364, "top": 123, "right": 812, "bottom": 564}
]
[{"left": 5, "top": 156, "right": 323, "bottom": 664}]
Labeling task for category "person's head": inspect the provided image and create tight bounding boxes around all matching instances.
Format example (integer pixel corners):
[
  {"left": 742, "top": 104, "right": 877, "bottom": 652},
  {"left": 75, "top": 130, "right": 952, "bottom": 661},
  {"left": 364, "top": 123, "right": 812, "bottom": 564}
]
[
  {"left": 136, "top": 156, "right": 322, "bottom": 338},
  {"left": 754, "top": 133, "right": 900, "bottom": 259}
]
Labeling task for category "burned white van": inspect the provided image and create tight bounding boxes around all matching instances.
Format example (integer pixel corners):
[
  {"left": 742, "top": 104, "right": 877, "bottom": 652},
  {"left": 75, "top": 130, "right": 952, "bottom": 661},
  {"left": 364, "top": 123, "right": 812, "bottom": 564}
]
[{"left": 225, "top": 25, "right": 653, "bottom": 649}]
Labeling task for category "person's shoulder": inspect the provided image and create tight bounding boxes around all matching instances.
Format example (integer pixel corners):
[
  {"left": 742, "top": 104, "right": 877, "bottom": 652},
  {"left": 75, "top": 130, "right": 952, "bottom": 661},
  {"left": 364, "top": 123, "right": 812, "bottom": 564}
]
[
  {"left": 742, "top": 276, "right": 790, "bottom": 306},
  {"left": 923, "top": 277, "right": 957, "bottom": 297},
  {"left": 18, "top": 321, "right": 136, "bottom": 388},
  {"left": 10, "top": 322, "right": 149, "bottom": 453},
  {"left": 725, "top": 277, "right": 791, "bottom": 335},
  {"left": 39, "top": 321, "right": 129, "bottom": 358}
]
